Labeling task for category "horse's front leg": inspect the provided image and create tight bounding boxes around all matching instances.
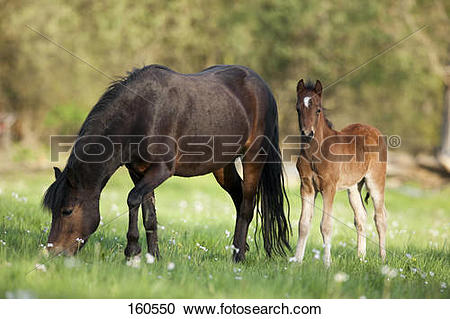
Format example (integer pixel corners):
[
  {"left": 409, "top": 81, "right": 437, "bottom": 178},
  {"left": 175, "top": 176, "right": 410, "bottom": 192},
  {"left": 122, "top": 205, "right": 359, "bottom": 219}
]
[
  {"left": 142, "top": 192, "right": 160, "bottom": 258},
  {"left": 321, "top": 185, "right": 336, "bottom": 267},
  {"left": 125, "top": 195, "right": 142, "bottom": 258},
  {"left": 125, "top": 162, "right": 173, "bottom": 259}
]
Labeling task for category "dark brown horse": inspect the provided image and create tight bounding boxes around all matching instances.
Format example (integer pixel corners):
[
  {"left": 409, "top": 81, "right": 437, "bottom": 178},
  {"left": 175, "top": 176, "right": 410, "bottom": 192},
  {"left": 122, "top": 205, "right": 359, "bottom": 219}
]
[
  {"left": 293, "top": 79, "right": 387, "bottom": 266},
  {"left": 43, "top": 64, "right": 290, "bottom": 262}
]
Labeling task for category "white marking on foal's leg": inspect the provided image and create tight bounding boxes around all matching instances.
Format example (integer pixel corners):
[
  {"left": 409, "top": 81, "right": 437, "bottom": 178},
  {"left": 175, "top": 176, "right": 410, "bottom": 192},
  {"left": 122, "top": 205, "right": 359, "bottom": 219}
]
[
  {"left": 321, "top": 188, "right": 336, "bottom": 267},
  {"left": 294, "top": 192, "right": 315, "bottom": 263},
  {"left": 365, "top": 177, "right": 387, "bottom": 262},
  {"left": 348, "top": 185, "right": 367, "bottom": 258}
]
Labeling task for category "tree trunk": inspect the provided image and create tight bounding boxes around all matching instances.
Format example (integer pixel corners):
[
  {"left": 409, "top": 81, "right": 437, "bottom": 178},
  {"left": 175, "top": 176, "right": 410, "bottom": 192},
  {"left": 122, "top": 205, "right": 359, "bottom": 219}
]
[{"left": 438, "top": 67, "right": 450, "bottom": 172}]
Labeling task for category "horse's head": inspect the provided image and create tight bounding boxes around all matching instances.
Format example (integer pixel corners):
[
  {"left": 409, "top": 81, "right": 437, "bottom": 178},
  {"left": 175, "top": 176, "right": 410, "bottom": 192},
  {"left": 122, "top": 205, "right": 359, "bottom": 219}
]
[
  {"left": 43, "top": 167, "right": 100, "bottom": 255},
  {"left": 296, "top": 79, "right": 323, "bottom": 138}
]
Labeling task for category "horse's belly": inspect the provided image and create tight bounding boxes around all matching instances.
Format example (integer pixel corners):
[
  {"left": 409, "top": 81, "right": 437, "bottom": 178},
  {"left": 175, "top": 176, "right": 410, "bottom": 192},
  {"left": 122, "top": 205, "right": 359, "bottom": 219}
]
[{"left": 174, "top": 161, "right": 232, "bottom": 177}]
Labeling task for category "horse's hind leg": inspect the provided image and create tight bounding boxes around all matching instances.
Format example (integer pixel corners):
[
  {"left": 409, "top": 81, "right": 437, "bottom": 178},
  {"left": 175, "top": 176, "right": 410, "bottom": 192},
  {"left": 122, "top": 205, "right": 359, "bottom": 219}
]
[
  {"left": 365, "top": 172, "right": 387, "bottom": 261},
  {"left": 213, "top": 162, "right": 243, "bottom": 213},
  {"left": 232, "top": 162, "right": 263, "bottom": 262},
  {"left": 348, "top": 184, "right": 367, "bottom": 258}
]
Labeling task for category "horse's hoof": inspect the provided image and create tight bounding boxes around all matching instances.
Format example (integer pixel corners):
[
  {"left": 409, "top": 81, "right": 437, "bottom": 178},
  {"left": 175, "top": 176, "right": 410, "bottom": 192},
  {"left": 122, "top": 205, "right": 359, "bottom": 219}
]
[
  {"left": 232, "top": 253, "right": 245, "bottom": 263},
  {"left": 125, "top": 245, "right": 142, "bottom": 258}
]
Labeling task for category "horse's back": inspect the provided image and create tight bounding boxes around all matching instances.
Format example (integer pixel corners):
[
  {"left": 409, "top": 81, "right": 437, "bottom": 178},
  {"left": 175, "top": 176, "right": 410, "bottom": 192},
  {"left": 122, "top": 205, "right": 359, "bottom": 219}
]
[{"left": 132, "top": 65, "right": 272, "bottom": 176}]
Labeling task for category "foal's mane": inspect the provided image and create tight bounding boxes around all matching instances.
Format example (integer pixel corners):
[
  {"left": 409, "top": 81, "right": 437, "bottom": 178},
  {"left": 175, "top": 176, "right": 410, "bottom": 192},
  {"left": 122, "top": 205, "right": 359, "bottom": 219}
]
[
  {"left": 303, "top": 80, "right": 333, "bottom": 129},
  {"left": 43, "top": 64, "right": 170, "bottom": 213}
]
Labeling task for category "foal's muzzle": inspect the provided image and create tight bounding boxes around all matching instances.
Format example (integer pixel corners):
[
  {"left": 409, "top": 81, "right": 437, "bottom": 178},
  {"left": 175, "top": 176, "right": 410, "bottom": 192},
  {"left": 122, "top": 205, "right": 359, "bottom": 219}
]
[{"left": 301, "top": 129, "right": 315, "bottom": 139}]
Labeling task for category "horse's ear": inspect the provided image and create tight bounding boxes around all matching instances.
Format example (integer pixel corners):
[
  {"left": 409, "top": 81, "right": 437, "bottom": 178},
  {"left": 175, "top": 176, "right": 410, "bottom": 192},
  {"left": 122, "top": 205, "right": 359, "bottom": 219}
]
[
  {"left": 314, "top": 80, "right": 322, "bottom": 96},
  {"left": 297, "top": 79, "right": 305, "bottom": 94},
  {"left": 53, "top": 167, "right": 62, "bottom": 180}
]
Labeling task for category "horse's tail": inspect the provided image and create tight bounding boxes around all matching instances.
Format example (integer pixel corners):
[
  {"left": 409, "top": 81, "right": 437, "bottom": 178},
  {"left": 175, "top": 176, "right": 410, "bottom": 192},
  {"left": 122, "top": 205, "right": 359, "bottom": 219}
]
[{"left": 256, "top": 92, "right": 291, "bottom": 257}]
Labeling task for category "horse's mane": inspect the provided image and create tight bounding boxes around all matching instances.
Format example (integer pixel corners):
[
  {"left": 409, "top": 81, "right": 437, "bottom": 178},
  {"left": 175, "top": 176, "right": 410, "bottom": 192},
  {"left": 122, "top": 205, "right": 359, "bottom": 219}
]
[
  {"left": 43, "top": 64, "right": 170, "bottom": 213},
  {"left": 304, "top": 80, "right": 333, "bottom": 129},
  {"left": 43, "top": 169, "right": 70, "bottom": 214},
  {"left": 78, "top": 64, "right": 169, "bottom": 136}
]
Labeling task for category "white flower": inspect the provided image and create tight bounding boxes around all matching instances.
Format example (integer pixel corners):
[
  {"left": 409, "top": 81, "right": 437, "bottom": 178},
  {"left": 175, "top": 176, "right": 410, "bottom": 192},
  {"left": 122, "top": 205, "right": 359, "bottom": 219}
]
[
  {"left": 47, "top": 243, "right": 54, "bottom": 248},
  {"left": 334, "top": 272, "right": 349, "bottom": 283},
  {"left": 167, "top": 262, "right": 175, "bottom": 271},
  {"left": 225, "top": 230, "right": 231, "bottom": 238},
  {"left": 225, "top": 245, "right": 239, "bottom": 253},
  {"left": 381, "top": 265, "right": 397, "bottom": 278},
  {"left": 440, "top": 282, "right": 447, "bottom": 289},
  {"left": 179, "top": 200, "right": 188, "bottom": 209},
  {"left": 429, "top": 271, "right": 435, "bottom": 277},
  {"left": 196, "top": 243, "right": 208, "bottom": 252},
  {"left": 411, "top": 268, "right": 417, "bottom": 273},
  {"left": 288, "top": 257, "right": 297, "bottom": 262},
  {"left": 35, "top": 264, "right": 47, "bottom": 272},
  {"left": 126, "top": 256, "right": 141, "bottom": 268},
  {"left": 145, "top": 253, "right": 155, "bottom": 264},
  {"left": 235, "top": 276, "right": 242, "bottom": 280},
  {"left": 405, "top": 253, "right": 412, "bottom": 259},
  {"left": 194, "top": 201, "right": 204, "bottom": 212},
  {"left": 209, "top": 274, "right": 213, "bottom": 279},
  {"left": 75, "top": 238, "right": 84, "bottom": 244}
]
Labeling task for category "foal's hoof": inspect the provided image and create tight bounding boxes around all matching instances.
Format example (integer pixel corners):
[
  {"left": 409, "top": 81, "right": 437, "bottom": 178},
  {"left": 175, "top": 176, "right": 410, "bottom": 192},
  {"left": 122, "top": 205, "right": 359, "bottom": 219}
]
[{"left": 125, "top": 245, "right": 142, "bottom": 258}]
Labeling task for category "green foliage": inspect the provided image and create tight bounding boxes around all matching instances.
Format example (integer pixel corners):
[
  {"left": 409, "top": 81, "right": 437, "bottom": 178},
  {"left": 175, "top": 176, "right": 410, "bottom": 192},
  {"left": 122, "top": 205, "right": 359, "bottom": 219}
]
[
  {"left": 0, "top": 170, "right": 448, "bottom": 298},
  {"left": 43, "top": 103, "right": 86, "bottom": 135},
  {"left": 0, "top": 0, "right": 449, "bottom": 152}
]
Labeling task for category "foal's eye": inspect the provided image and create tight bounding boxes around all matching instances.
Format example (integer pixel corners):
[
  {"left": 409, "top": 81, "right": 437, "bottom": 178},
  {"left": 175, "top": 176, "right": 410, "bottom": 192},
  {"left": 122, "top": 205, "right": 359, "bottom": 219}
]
[
  {"left": 316, "top": 108, "right": 321, "bottom": 114},
  {"left": 61, "top": 209, "right": 73, "bottom": 216}
]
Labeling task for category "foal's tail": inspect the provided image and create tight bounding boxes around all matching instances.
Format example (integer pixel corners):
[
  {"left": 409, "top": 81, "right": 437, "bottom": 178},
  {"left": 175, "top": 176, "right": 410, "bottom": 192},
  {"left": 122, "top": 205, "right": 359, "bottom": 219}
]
[{"left": 256, "top": 93, "right": 291, "bottom": 257}]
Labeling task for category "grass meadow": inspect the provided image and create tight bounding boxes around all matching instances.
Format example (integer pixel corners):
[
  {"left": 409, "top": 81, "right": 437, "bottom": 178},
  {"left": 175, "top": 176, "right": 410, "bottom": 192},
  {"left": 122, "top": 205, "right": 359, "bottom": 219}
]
[{"left": 0, "top": 168, "right": 448, "bottom": 298}]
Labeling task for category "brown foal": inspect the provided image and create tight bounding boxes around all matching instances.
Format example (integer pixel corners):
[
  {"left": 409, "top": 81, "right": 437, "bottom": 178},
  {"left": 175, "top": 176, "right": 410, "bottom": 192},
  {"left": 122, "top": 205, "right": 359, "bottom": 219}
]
[{"left": 293, "top": 79, "right": 387, "bottom": 266}]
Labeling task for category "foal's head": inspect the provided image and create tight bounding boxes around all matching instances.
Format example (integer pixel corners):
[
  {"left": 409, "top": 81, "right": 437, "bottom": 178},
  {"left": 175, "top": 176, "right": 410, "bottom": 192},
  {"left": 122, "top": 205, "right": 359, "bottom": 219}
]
[
  {"left": 296, "top": 79, "right": 323, "bottom": 138},
  {"left": 43, "top": 167, "right": 101, "bottom": 255}
]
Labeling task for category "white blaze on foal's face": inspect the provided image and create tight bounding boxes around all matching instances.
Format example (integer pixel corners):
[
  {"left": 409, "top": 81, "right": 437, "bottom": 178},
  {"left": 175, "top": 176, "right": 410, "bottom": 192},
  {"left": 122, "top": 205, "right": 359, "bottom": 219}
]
[{"left": 303, "top": 96, "right": 312, "bottom": 108}]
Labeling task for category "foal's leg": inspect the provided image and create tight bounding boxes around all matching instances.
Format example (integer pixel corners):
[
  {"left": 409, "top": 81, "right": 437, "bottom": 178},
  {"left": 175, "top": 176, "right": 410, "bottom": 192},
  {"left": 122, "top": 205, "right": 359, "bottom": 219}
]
[
  {"left": 294, "top": 180, "right": 316, "bottom": 263},
  {"left": 365, "top": 175, "right": 387, "bottom": 261},
  {"left": 232, "top": 162, "right": 263, "bottom": 262},
  {"left": 321, "top": 186, "right": 336, "bottom": 267},
  {"left": 348, "top": 184, "right": 367, "bottom": 258},
  {"left": 125, "top": 163, "right": 173, "bottom": 259}
]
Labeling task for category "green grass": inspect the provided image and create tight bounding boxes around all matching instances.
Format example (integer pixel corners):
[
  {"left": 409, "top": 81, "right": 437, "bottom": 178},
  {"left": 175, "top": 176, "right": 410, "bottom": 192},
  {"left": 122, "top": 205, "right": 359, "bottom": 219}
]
[{"left": 0, "top": 168, "right": 448, "bottom": 298}]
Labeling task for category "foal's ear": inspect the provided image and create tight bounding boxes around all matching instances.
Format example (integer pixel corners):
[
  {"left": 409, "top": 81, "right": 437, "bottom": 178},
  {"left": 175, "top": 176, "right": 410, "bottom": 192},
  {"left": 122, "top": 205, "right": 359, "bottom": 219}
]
[
  {"left": 314, "top": 80, "right": 322, "bottom": 96},
  {"left": 53, "top": 167, "right": 62, "bottom": 180},
  {"left": 297, "top": 79, "right": 305, "bottom": 94}
]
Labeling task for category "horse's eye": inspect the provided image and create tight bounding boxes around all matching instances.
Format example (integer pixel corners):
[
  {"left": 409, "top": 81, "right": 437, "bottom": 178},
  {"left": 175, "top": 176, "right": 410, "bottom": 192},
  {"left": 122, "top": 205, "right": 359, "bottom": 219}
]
[
  {"left": 61, "top": 209, "right": 73, "bottom": 216},
  {"left": 316, "top": 108, "right": 321, "bottom": 114}
]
